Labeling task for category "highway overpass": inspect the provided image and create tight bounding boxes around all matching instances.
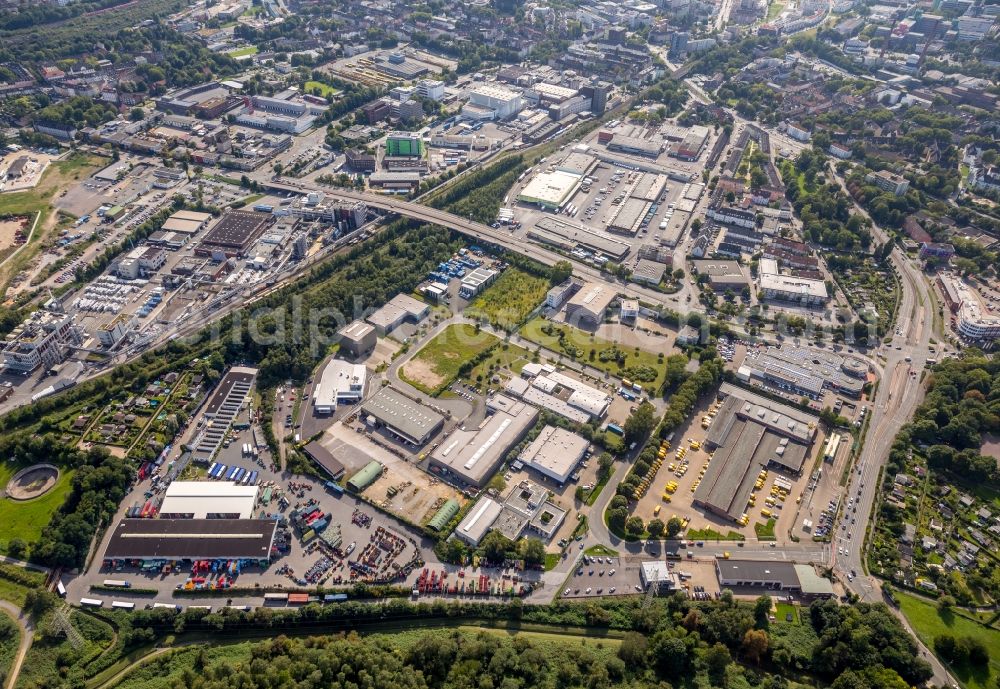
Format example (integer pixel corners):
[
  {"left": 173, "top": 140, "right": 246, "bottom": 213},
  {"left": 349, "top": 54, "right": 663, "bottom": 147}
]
[{"left": 260, "top": 179, "right": 680, "bottom": 310}]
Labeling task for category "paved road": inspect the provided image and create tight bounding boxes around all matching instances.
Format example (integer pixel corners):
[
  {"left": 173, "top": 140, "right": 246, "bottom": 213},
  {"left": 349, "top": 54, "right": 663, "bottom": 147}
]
[
  {"left": 0, "top": 600, "right": 32, "bottom": 689},
  {"left": 825, "top": 165, "right": 954, "bottom": 687}
]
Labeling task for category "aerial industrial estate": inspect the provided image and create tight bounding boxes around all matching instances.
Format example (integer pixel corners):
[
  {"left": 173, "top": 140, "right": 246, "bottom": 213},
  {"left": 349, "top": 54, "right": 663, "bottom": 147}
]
[{"left": 0, "top": 0, "right": 995, "bottom": 685}]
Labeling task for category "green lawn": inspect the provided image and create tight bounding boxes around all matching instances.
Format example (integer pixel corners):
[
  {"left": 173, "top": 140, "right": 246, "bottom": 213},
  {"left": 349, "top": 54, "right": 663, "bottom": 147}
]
[
  {"left": 755, "top": 518, "right": 777, "bottom": 540},
  {"left": 544, "top": 553, "right": 561, "bottom": 571},
  {"left": 585, "top": 544, "right": 618, "bottom": 556},
  {"left": 227, "top": 45, "right": 259, "bottom": 57},
  {"left": 896, "top": 591, "right": 1000, "bottom": 689},
  {"left": 466, "top": 269, "right": 549, "bottom": 331},
  {"left": 774, "top": 602, "right": 799, "bottom": 624},
  {"left": 766, "top": 0, "right": 786, "bottom": 20},
  {"left": 304, "top": 80, "right": 340, "bottom": 99},
  {"left": 686, "top": 527, "right": 745, "bottom": 541},
  {"left": 399, "top": 324, "right": 500, "bottom": 395},
  {"left": 463, "top": 341, "right": 532, "bottom": 392},
  {"left": 519, "top": 317, "right": 666, "bottom": 390},
  {"left": 0, "top": 469, "right": 75, "bottom": 554}
]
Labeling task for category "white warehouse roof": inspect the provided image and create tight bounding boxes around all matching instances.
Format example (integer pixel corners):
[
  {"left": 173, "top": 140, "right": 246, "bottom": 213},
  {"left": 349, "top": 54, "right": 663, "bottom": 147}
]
[
  {"left": 518, "top": 425, "right": 589, "bottom": 484},
  {"left": 159, "top": 481, "right": 259, "bottom": 519},
  {"left": 454, "top": 497, "right": 503, "bottom": 545}
]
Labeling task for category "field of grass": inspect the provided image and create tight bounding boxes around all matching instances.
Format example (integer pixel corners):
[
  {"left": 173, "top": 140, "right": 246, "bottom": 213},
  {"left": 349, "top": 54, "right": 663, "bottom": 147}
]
[
  {"left": 774, "top": 602, "right": 799, "bottom": 624},
  {"left": 462, "top": 341, "right": 532, "bottom": 392},
  {"left": 0, "top": 468, "right": 75, "bottom": 554},
  {"left": 112, "top": 643, "right": 255, "bottom": 689},
  {"left": 766, "top": 0, "right": 787, "bottom": 19},
  {"left": 686, "top": 527, "right": 745, "bottom": 541},
  {"left": 227, "top": 45, "right": 258, "bottom": 57},
  {"left": 896, "top": 591, "right": 1000, "bottom": 689},
  {"left": 754, "top": 518, "right": 777, "bottom": 540},
  {"left": 304, "top": 80, "right": 341, "bottom": 99},
  {"left": 466, "top": 269, "right": 549, "bottom": 331},
  {"left": 399, "top": 324, "right": 500, "bottom": 395},
  {"left": 17, "top": 610, "right": 116, "bottom": 688},
  {"left": 519, "top": 317, "right": 666, "bottom": 389},
  {"left": 585, "top": 544, "right": 619, "bottom": 556}
]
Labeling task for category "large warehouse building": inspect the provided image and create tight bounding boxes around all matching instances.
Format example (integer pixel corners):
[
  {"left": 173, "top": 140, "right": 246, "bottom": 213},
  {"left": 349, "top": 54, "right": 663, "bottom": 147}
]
[
  {"left": 196, "top": 210, "right": 272, "bottom": 259},
  {"left": 518, "top": 169, "right": 582, "bottom": 210},
  {"left": 737, "top": 346, "right": 867, "bottom": 399},
  {"left": 158, "top": 481, "right": 259, "bottom": 519},
  {"left": 454, "top": 496, "right": 504, "bottom": 546},
  {"left": 715, "top": 559, "right": 834, "bottom": 599},
  {"left": 565, "top": 282, "right": 617, "bottom": 327},
  {"left": 366, "top": 293, "right": 430, "bottom": 336},
  {"left": 360, "top": 385, "right": 444, "bottom": 445},
  {"left": 517, "top": 425, "right": 589, "bottom": 484},
  {"left": 693, "top": 385, "right": 818, "bottom": 522},
  {"left": 104, "top": 519, "right": 278, "bottom": 561},
  {"left": 429, "top": 399, "right": 538, "bottom": 487}
]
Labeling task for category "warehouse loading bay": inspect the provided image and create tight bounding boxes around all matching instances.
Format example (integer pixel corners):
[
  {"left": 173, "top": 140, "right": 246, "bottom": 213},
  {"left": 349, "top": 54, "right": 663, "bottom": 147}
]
[{"left": 629, "top": 393, "right": 849, "bottom": 547}]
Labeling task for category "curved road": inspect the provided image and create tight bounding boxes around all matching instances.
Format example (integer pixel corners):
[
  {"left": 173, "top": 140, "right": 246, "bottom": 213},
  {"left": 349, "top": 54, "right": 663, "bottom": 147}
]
[
  {"left": 0, "top": 600, "right": 32, "bottom": 689},
  {"left": 826, "top": 165, "right": 953, "bottom": 686}
]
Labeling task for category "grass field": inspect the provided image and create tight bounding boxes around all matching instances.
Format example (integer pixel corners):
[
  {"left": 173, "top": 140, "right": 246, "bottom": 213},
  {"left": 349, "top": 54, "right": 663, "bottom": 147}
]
[
  {"left": 304, "top": 80, "right": 341, "bottom": 99},
  {"left": 519, "top": 317, "right": 666, "bottom": 389},
  {"left": 466, "top": 269, "right": 549, "bottom": 331},
  {"left": 686, "top": 527, "right": 745, "bottom": 541},
  {"left": 463, "top": 340, "right": 532, "bottom": 392},
  {"left": 227, "top": 45, "right": 258, "bottom": 57},
  {"left": 774, "top": 602, "right": 799, "bottom": 624},
  {"left": 754, "top": 518, "right": 777, "bottom": 540},
  {"left": 399, "top": 323, "right": 500, "bottom": 395},
  {"left": 896, "top": 591, "right": 1000, "bottom": 689},
  {"left": 0, "top": 468, "right": 75, "bottom": 555}
]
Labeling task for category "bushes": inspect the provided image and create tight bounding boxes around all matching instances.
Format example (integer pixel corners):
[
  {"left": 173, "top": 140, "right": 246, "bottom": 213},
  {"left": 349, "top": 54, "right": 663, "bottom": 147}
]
[{"left": 933, "top": 634, "right": 990, "bottom": 668}]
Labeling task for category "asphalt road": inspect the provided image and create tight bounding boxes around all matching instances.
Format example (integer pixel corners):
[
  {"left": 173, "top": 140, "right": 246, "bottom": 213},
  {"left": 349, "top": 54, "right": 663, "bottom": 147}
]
[{"left": 825, "top": 165, "right": 953, "bottom": 686}]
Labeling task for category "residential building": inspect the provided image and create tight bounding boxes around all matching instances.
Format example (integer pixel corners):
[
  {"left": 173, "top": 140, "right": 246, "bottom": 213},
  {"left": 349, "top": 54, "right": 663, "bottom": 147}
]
[{"left": 865, "top": 169, "right": 910, "bottom": 196}]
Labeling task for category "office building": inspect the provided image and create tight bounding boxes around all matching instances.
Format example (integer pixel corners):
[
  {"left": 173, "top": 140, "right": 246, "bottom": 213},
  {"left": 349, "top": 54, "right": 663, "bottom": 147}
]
[
  {"left": 1, "top": 311, "right": 79, "bottom": 374},
  {"left": 715, "top": 559, "right": 834, "bottom": 598},
  {"left": 312, "top": 359, "right": 366, "bottom": 414},
  {"left": 385, "top": 132, "right": 424, "bottom": 157},
  {"left": 757, "top": 258, "right": 828, "bottom": 305},
  {"left": 865, "top": 169, "right": 910, "bottom": 196}
]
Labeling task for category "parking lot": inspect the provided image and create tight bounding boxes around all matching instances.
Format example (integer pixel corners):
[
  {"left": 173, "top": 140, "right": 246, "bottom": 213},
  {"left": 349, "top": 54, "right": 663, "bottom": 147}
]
[{"left": 629, "top": 393, "right": 823, "bottom": 545}]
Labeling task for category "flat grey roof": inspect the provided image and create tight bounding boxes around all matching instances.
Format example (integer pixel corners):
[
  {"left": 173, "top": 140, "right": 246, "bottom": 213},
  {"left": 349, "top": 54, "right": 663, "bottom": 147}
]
[
  {"left": 430, "top": 402, "right": 538, "bottom": 485},
  {"left": 694, "top": 418, "right": 766, "bottom": 521},
  {"left": 104, "top": 519, "right": 277, "bottom": 560},
  {"left": 361, "top": 386, "right": 444, "bottom": 444},
  {"left": 717, "top": 559, "right": 800, "bottom": 587}
]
